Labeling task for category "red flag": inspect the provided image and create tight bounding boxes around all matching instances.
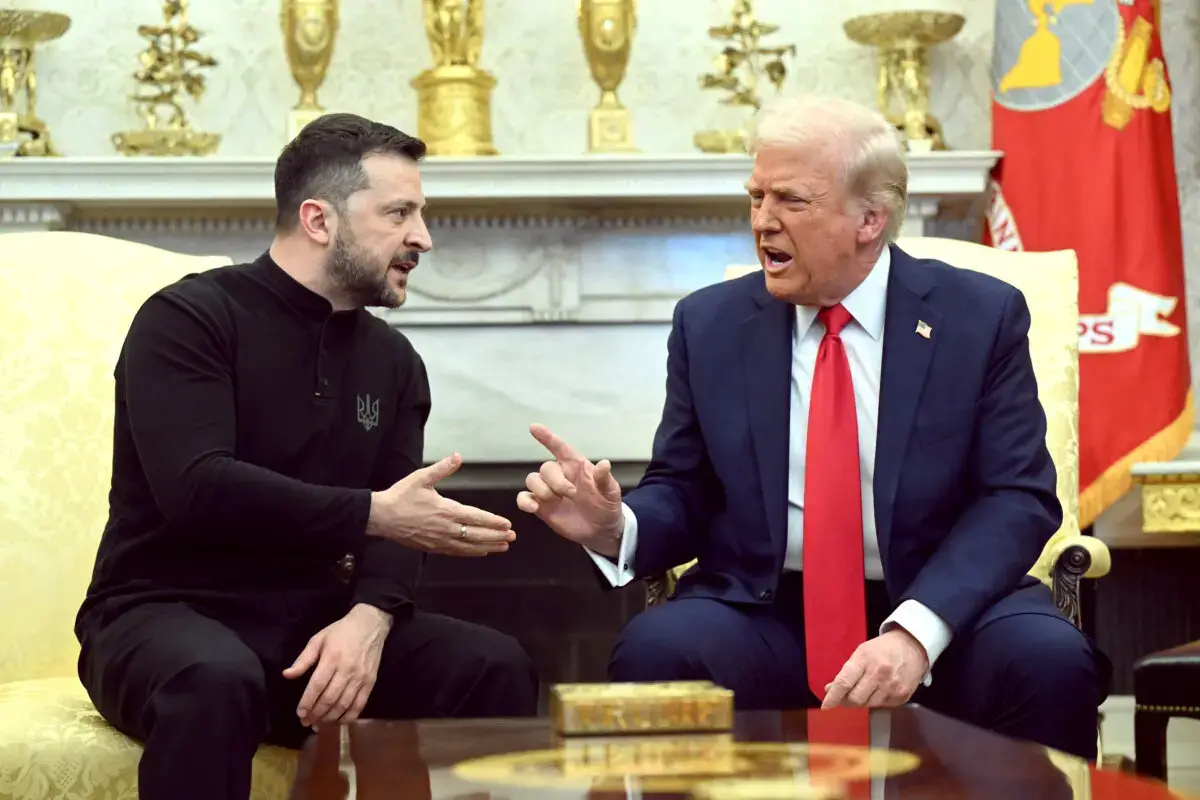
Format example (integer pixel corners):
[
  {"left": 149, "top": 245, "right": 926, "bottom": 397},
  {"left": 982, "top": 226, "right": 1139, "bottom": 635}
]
[{"left": 986, "top": 0, "right": 1192, "bottom": 526}]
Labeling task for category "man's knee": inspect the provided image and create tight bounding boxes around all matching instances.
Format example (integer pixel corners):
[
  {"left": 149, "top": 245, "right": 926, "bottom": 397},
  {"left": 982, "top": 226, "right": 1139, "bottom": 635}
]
[
  {"left": 154, "top": 650, "right": 268, "bottom": 730},
  {"left": 476, "top": 629, "right": 537, "bottom": 691},
  {"left": 448, "top": 627, "right": 539, "bottom": 716},
  {"left": 983, "top": 614, "right": 1102, "bottom": 760},
  {"left": 609, "top": 605, "right": 708, "bottom": 682},
  {"left": 1005, "top": 615, "right": 1100, "bottom": 708}
]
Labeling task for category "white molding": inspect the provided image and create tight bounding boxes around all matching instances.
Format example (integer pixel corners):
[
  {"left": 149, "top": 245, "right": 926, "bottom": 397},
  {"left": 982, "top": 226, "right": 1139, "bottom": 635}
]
[
  {"left": 0, "top": 202, "right": 66, "bottom": 231},
  {"left": 0, "top": 151, "right": 1001, "bottom": 207},
  {"left": 69, "top": 217, "right": 274, "bottom": 236},
  {"left": 1131, "top": 459, "right": 1200, "bottom": 475}
]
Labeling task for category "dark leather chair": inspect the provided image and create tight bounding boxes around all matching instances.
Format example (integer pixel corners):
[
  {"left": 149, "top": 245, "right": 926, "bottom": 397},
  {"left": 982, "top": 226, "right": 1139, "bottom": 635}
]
[{"left": 1133, "top": 640, "right": 1200, "bottom": 781}]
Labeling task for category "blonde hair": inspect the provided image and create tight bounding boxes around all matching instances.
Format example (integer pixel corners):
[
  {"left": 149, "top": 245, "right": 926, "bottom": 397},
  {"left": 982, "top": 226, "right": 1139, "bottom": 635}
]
[{"left": 745, "top": 94, "right": 908, "bottom": 241}]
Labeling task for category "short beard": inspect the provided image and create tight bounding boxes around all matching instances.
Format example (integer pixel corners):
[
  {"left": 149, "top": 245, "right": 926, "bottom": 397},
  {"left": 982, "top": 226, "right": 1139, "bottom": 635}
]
[{"left": 325, "top": 226, "right": 401, "bottom": 309}]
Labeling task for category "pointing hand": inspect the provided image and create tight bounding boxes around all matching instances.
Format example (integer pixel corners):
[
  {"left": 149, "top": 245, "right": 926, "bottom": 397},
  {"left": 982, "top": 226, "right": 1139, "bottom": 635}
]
[{"left": 516, "top": 424, "right": 624, "bottom": 557}]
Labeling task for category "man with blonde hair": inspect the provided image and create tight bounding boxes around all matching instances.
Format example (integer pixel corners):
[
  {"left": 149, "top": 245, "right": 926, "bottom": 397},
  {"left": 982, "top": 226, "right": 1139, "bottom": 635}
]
[{"left": 519, "top": 94, "right": 1106, "bottom": 759}]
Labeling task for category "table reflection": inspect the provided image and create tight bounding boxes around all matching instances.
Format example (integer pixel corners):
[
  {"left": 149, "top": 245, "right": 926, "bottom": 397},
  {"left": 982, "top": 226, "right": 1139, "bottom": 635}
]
[{"left": 289, "top": 706, "right": 1109, "bottom": 799}]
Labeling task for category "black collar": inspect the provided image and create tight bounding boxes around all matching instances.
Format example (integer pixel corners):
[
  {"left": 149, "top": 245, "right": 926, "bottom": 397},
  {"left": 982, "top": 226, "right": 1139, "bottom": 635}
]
[{"left": 252, "top": 251, "right": 336, "bottom": 322}]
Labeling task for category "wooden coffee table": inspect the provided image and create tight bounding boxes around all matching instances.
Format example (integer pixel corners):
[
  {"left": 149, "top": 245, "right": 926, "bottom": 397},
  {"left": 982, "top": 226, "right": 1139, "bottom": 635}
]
[{"left": 289, "top": 706, "right": 1179, "bottom": 799}]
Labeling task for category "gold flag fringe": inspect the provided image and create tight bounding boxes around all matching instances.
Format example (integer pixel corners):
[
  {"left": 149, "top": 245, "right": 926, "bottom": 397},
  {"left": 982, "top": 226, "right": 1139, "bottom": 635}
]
[{"left": 1078, "top": 388, "right": 1195, "bottom": 529}]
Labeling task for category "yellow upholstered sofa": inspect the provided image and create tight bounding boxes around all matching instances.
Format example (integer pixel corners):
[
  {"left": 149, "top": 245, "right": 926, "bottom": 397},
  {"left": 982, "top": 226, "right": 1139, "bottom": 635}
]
[
  {"left": 0, "top": 232, "right": 297, "bottom": 799},
  {"left": 647, "top": 237, "right": 1112, "bottom": 626}
]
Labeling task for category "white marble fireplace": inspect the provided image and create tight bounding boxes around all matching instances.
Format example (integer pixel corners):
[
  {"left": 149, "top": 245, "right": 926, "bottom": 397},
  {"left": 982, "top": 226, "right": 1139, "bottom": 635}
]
[{"left": 0, "top": 151, "right": 998, "bottom": 464}]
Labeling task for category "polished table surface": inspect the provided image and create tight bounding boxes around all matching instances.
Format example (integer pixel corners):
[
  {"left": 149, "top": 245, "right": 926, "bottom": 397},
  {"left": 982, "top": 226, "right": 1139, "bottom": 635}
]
[{"left": 289, "top": 706, "right": 1182, "bottom": 799}]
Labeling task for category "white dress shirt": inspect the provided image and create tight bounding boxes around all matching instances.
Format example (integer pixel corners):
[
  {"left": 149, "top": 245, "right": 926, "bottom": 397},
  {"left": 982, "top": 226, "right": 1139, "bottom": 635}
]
[{"left": 587, "top": 246, "right": 953, "bottom": 681}]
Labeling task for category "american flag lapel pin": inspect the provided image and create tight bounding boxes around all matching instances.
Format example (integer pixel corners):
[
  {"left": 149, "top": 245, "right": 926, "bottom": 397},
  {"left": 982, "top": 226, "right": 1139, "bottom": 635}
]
[{"left": 915, "top": 320, "right": 932, "bottom": 339}]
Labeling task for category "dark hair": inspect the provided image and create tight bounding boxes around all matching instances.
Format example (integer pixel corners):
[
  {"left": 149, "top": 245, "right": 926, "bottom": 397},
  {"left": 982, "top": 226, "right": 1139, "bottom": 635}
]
[{"left": 273, "top": 113, "right": 427, "bottom": 231}]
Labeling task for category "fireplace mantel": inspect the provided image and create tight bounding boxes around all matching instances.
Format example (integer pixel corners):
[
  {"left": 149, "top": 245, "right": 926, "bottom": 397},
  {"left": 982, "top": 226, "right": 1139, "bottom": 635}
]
[
  {"left": 0, "top": 151, "right": 999, "bottom": 212},
  {"left": 0, "top": 152, "right": 1001, "bottom": 463}
]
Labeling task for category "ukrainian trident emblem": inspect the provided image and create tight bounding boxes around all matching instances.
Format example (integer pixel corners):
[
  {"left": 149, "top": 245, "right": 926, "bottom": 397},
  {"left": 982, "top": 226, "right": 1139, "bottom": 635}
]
[{"left": 356, "top": 393, "right": 380, "bottom": 431}]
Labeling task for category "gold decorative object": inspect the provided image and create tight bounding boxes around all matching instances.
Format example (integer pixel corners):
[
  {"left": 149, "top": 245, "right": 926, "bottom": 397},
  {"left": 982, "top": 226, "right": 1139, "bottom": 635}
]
[
  {"left": 112, "top": 0, "right": 220, "bottom": 157},
  {"left": 550, "top": 681, "right": 734, "bottom": 735},
  {"left": 693, "top": 778, "right": 847, "bottom": 799},
  {"left": 1101, "top": 13, "right": 1170, "bottom": 131},
  {"left": 560, "top": 733, "right": 740, "bottom": 778},
  {"left": 412, "top": 0, "right": 498, "bottom": 156},
  {"left": 577, "top": 0, "right": 637, "bottom": 153},
  {"left": 0, "top": 9, "right": 70, "bottom": 158},
  {"left": 843, "top": 11, "right": 965, "bottom": 152},
  {"left": 281, "top": 0, "right": 339, "bottom": 141},
  {"left": 1131, "top": 464, "right": 1200, "bottom": 533},
  {"left": 694, "top": 0, "right": 795, "bottom": 154},
  {"left": 453, "top": 737, "right": 921, "bottom": 793}
]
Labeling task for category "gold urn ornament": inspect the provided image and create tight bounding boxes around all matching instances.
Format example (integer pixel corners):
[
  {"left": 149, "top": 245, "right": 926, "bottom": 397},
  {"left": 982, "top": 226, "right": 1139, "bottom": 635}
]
[
  {"left": 0, "top": 9, "right": 71, "bottom": 158},
  {"left": 577, "top": 0, "right": 638, "bottom": 153},
  {"left": 112, "top": 0, "right": 220, "bottom": 157},
  {"left": 843, "top": 10, "right": 965, "bottom": 152},
  {"left": 281, "top": 0, "right": 339, "bottom": 141},
  {"left": 412, "top": 0, "right": 498, "bottom": 157}
]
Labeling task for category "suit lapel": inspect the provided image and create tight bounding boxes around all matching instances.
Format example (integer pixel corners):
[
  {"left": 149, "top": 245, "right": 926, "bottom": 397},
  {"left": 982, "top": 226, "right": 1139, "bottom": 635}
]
[
  {"left": 875, "top": 245, "right": 942, "bottom": 573},
  {"left": 740, "top": 277, "right": 793, "bottom": 556}
]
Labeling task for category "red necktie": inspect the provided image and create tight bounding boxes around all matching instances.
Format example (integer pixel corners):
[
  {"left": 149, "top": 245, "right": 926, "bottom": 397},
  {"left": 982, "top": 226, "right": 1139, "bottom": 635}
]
[{"left": 803, "top": 303, "right": 868, "bottom": 700}]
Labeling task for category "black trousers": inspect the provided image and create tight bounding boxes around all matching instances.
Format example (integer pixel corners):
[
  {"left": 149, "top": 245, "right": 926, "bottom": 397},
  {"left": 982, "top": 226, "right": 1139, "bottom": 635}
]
[{"left": 77, "top": 601, "right": 539, "bottom": 800}]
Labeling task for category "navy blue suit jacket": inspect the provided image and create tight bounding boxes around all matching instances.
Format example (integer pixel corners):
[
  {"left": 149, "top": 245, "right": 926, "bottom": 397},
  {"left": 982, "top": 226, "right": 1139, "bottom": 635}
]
[{"left": 624, "top": 243, "right": 1064, "bottom": 637}]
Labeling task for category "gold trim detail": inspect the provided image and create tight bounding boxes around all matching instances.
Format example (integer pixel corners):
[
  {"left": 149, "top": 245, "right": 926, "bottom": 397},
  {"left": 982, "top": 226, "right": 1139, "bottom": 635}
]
[
  {"left": 1135, "top": 704, "right": 1200, "bottom": 714},
  {"left": 1079, "top": 388, "right": 1194, "bottom": 528}
]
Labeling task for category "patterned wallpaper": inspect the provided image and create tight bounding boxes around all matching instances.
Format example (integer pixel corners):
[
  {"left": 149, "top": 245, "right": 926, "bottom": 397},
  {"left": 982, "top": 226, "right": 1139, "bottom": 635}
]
[
  {"left": 7, "top": 0, "right": 997, "bottom": 157},
  {"left": 4, "top": 0, "right": 1199, "bottom": 402}
]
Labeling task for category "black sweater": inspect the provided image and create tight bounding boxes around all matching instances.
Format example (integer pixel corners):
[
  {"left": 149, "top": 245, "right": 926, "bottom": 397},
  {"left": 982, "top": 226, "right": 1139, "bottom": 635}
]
[{"left": 76, "top": 253, "right": 429, "bottom": 642}]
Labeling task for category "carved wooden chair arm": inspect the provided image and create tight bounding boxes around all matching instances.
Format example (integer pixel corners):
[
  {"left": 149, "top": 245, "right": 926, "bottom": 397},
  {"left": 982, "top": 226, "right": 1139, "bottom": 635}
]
[{"left": 1049, "top": 536, "right": 1111, "bottom": 629}]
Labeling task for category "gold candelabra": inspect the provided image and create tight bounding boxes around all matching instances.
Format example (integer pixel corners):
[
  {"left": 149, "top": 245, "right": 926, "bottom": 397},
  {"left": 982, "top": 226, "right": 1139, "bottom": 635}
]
[
  {"left": 843, "top": 11, "right": 964, "bottom": 152},
  {"left": 0, "top": 9, "right": 70, "bottom": 158},
  {"left": 112, "top": 0, "right": 220, "bottom": 157},
  {"left": 281, "top": 0, "right": 339, "bottom": 141},
  {"left": 694, "top": 0, "right": 794, "bottom": 154},
  {"left": 411, "top": 0, "right": 498, "bottom": 156},
  {"left": 578, "top": 0, "right": 637, "bottom": 153}
]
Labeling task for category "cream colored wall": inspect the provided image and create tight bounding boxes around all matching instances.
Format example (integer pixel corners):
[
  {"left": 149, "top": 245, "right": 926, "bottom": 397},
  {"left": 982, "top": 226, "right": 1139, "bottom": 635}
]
[
  {"left": 8, "top": 0, "right": 996, "bottom": 156},
  {"left": 3, "top": 0, "right": 1199, "bottom": 402}
]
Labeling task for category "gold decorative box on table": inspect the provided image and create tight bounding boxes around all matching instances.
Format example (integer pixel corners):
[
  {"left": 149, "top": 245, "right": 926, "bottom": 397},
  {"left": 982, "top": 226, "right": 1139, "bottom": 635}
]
[
  {"left": 412, "top": 0, "right": 498, "bottom": 156},
  {"left": 550, "top": 681, "right": 734, "bottom": 735}
]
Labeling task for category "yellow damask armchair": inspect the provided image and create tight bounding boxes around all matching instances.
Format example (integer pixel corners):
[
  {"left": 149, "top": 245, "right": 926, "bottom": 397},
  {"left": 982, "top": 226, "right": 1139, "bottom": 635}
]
[
  {"left": 0, "top": 232, "right": 297, "bottom": 799},
  {"left": 646, "top": 237, "right": 1112, "bottom": 629}
]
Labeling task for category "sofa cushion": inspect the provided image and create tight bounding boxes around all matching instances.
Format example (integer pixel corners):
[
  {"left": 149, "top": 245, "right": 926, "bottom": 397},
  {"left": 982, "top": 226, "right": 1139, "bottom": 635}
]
[{"left": 0, "top": 677, "right": 297, "bottom": 799}]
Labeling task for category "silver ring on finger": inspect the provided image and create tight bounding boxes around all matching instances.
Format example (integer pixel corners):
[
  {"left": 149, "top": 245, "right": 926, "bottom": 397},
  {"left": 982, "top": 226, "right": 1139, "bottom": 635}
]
[{"left": 460, "top": 524, "right": 468, "bottom": 540}]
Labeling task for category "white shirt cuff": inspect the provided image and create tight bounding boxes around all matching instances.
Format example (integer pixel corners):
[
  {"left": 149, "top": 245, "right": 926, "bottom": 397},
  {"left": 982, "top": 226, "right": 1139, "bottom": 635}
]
[
  {"left": 880, "top": 599, "right": 952, "bottom": 687},
  {"left": 584, "top": 503, "right": 639, "bottom": 587}
]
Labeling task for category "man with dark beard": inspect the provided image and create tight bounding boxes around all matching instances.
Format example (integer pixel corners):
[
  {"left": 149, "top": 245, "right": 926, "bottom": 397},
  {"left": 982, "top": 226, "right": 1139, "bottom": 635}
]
[{"left": 73, "top": 114, "right": 539, "bottom": 800}]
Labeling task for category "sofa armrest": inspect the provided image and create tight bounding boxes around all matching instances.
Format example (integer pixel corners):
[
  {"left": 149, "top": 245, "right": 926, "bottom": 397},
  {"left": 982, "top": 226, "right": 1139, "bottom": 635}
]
[{"left": 1050, "top": 537, "right": 1111, "bottom": 628}]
